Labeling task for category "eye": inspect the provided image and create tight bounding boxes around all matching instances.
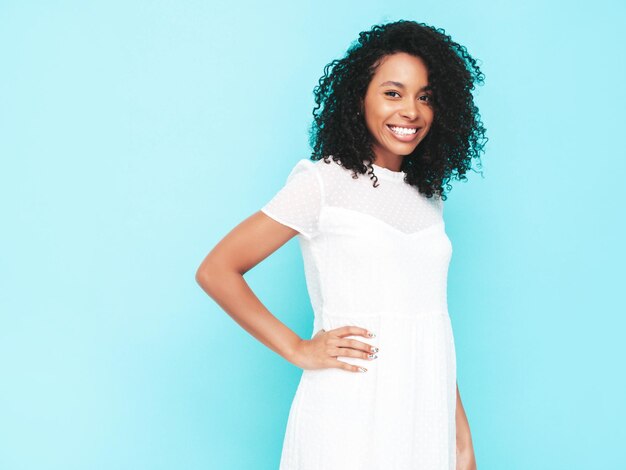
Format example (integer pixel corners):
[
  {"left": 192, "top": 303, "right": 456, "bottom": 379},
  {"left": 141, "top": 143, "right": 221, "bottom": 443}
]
[
  {"left": 384, "top": 91, "right": 400, "bottom": 98},
  {"left": 419, "top": 94, "right": 432, "bottom": 102}
]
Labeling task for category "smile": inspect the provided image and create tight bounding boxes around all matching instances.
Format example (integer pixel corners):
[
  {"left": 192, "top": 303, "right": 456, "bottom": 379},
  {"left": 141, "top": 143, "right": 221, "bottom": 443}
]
[
  {"left": 387, "top": 125, "right": 419, "bottom": 135},
  {"left": 386, "top": 124, "right": 421, "bottom": 142}
]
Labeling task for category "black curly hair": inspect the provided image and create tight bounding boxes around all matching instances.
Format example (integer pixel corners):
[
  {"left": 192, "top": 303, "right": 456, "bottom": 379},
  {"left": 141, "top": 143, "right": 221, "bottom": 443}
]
[{"left": 308, "top": 20, "right": 487, "bottom": 199}]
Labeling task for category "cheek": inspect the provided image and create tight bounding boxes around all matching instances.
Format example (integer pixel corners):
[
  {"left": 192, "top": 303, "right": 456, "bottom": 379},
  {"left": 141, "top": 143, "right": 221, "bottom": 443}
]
[
  {"left": 364, "top": 112, "right": 382, "bottom": 135},
  {"left": 420, "top": 113, "right": 435, "bottom": 135},
  {"left": 423, "top": 111, "right": 435, "bottom": 131},
  {"left": 424, "top": 106, "right": 435, "bottom": 121},
  {"left": 365, "top": 96, "right": 395, "bottom": 117}
]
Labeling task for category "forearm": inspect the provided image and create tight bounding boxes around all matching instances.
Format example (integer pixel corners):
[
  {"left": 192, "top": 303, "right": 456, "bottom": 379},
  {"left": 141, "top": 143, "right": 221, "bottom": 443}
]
[
  {"left": 456, "top": 382, "right": 474, "bottom": 451},
  {"left": 197, "top": 267, "right": 302, "bottom": 364}
]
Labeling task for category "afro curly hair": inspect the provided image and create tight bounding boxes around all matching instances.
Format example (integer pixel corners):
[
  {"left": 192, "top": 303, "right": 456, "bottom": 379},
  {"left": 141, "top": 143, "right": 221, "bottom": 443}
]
[{"left": 308, "top": 20, "right": 487, "bottom": 199}]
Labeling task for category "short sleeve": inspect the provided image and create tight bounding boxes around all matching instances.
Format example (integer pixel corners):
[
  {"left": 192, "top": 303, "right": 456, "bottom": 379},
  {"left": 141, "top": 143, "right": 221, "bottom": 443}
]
[{"left": 260, "top": 159, "right": 323, "bottom": 240}]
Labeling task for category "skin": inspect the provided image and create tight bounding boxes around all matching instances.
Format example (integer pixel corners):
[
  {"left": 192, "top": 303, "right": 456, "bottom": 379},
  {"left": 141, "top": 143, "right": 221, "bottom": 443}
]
[
  {"left": 361, "top": 52, "right": 434, "bottom": 172},
  {"left": 196, "top": 51, "right": 476, "bottom": 470}
]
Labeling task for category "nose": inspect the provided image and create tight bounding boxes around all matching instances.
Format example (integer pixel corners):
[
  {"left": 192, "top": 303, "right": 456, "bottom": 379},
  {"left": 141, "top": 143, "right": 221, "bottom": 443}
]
[{"left": 400, "top": 99, "right": 420, "bottom": 121}]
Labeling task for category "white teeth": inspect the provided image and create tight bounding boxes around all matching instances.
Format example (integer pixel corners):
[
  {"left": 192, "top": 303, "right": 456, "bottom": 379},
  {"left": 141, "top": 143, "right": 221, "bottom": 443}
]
[{"left": 389, "top": 125, "right": 418, "bottom": 135}]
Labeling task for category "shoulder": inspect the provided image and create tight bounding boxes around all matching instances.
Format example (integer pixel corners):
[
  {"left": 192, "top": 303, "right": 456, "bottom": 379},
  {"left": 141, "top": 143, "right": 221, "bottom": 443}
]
[
  {"left": 281, "top": 157, "right": 355, "bottom": 196},
  {"left": 284, "top": 159, "right": 324, "bottom": 187},
  {"left": 285, "top": 157, "right": 346, "bottom": 187},
  {"left": 309, "top": 156, "right": 353, "bottom": 182},
  {"left": 289, "top": 157, "right": 342, "bottom": 171}
]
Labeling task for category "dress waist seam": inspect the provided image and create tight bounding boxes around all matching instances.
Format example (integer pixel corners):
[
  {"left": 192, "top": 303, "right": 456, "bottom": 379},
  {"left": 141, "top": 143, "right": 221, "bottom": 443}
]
[{"left": 319, "top": 310, "right": 449, "bottom": 319}]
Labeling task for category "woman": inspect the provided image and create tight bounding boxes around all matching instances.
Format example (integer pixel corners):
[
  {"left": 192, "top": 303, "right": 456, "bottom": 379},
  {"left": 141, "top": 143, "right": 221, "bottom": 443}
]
[{"left": 196, "top": 20, "right": 486, "bottom": 470}]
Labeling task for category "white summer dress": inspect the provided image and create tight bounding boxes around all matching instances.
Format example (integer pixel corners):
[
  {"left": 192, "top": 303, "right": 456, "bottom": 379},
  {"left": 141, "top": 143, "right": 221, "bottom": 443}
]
[{"left": 261, "top": 157, "right": 457, "bottom": 470}]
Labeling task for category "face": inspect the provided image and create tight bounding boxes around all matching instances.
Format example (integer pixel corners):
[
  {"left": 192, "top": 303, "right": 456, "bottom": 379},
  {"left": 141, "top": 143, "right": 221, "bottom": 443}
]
[{"left": 362, "top": 52, "right": 434, "bottom": 165}]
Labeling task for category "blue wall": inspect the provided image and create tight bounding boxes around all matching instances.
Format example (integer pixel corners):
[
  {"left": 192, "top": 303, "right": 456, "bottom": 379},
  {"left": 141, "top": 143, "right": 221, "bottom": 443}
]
[{"left": 1, "top": 1, "right": 625, "bottom": 468}]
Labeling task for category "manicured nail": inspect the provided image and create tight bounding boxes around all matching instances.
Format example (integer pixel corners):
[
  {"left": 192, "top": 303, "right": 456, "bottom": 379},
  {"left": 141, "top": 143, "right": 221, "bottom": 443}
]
[
  {"left": 358, "top": 367, "right": 367, "bottom": 372},
  {"left": 371, "top": 347, "right": 379, "bottom": 353},
  {"left": 367, "top": 331, "right": 376, "bottom": 338},
  {"left": 368, "top": 354, "right": 378, "bottom": 359}
]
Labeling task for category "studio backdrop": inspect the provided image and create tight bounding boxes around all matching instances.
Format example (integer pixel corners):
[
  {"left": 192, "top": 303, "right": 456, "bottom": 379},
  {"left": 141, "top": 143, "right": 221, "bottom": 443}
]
[{"left": 1, "top": 1, "right": 625, "bottom": 469}]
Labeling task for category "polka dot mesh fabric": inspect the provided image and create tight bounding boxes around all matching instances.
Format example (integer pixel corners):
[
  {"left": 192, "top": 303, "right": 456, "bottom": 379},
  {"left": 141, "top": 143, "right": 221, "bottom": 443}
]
[
  {"left": 260, "top": 157, "right": 456, "bottom": 469},
  {"left": 260, "top": 159, "right": 323, "bottom": 239},
  {"left": 261, "top": 157, "right": 443, "bottom": 239}
]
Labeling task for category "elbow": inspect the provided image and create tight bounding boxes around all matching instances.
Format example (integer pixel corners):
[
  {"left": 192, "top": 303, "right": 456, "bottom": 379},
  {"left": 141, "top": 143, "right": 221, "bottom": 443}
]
[
  {"left": 195, "top": 259, "right": 232, "bottom": 293},
  {"left": 195, "top": 268, "right": 207, "bottom": 287},
  {"left": 195, "top": 261, "right": 217, "bottom": 290}
]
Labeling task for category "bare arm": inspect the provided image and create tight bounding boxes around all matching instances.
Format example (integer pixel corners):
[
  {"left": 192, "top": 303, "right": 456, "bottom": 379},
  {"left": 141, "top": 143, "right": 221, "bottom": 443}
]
[
  {"left": 195, "top": 211, "right": 375, "bottom": 371},
  {"left": 195, "top": 211, "right": 304, "bottom": 363},
  {"left": 456, "top": 381, "right": 477, "bottom": 469}
]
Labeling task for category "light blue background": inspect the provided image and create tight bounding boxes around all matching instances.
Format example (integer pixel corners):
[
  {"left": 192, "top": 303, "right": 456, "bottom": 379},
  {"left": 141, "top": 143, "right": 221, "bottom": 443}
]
[{"left": 1, "top": 1, "right": 625, "bottom": 469}]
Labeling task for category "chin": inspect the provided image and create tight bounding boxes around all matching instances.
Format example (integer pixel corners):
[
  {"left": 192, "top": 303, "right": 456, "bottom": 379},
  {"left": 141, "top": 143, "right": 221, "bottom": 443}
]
[{"left": 394, "top": 145, "right": 420, "bottom": 156}]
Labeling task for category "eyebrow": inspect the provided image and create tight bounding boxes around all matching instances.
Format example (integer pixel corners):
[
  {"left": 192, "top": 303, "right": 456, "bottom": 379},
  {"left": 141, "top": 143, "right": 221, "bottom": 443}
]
[{"left": 379, "top": 81, "right": 432, "bottom": 91}]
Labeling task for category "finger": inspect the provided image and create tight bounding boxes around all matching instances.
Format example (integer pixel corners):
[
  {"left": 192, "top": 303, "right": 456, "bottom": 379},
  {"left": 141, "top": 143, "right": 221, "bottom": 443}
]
[
  {"left": 331, "top": 358, "right": 368, "bottom": 373},
  {"left": 333, "top": 325, "right": 375, "bottom": 339},
  {"left": 332, "top": 346, "right": 378, "bottom": 361},
  {"left": 335, "top": 337, "right": 379, "bottom": 354}
]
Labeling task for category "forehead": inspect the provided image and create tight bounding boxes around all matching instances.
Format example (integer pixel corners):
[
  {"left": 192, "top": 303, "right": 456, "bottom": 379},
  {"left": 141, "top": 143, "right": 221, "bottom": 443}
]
[{"left": 372, "top": 52, "right": 429, "bottom": 83}]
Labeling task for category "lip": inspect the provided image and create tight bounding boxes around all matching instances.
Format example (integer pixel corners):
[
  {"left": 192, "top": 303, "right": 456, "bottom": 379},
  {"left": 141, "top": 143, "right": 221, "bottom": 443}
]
[
  {"left": 386, "top": 124, "right": 421, "bottom": 142},
  {"left": 388, "top": 124, "right": 419, "bottom": 129}
]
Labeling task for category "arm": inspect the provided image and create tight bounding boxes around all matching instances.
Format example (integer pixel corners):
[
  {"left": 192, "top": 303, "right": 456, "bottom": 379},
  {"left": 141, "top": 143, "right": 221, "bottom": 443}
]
[
  {"left": 195, "top": 211, "right": 304, "bottom": 363},
  {"left": 456, "top": 381, "right": 477, "bottom": 470}
]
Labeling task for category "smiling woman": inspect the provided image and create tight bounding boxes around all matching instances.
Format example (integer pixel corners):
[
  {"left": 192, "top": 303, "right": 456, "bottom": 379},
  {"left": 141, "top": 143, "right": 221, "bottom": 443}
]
[
  {"left": 309, "top": 21, "right": 487, "bottom": 196},
  {"left": 362, "top": 53, "right": 434, "bottom": 167},
  {"left": 196, "top": 19, "right": 485, "bottom": 470}
]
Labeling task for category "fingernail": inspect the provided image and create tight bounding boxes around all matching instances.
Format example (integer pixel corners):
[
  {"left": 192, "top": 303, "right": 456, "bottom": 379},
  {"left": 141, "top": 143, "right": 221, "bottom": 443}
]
[
  {"left": 368, "top": 353, "right": 378, "bottom": 359},
  {"left": 371, "top": 347, "right": 379, "bottom": 353},
  {"left": 367, "top": 331, "right": 376, "bottom": 338},
  {"left": 358, "top": 367, "right": 367, "bottom": 372}
]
